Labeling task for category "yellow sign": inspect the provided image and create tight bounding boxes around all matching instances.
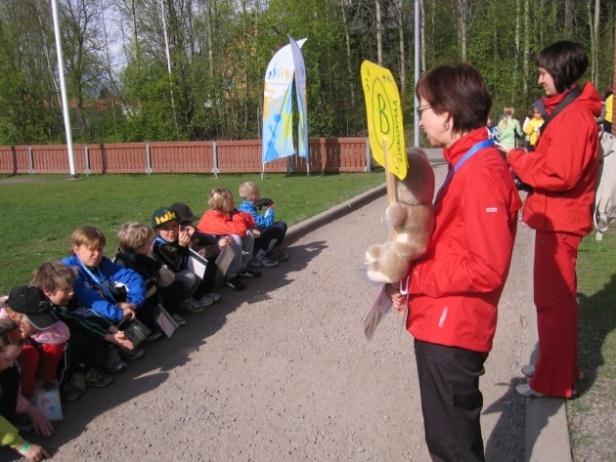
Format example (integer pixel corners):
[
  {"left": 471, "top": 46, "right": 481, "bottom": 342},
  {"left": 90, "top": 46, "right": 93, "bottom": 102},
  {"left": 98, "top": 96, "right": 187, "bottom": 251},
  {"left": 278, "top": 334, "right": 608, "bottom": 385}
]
[{"left": 360, "top": 60, "right": 408, "bottom": 180}]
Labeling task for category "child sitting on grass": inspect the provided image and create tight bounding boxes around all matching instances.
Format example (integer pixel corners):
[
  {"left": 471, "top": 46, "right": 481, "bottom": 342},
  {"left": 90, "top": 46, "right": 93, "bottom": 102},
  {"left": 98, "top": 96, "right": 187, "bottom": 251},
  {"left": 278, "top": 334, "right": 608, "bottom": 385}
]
[
  {"left": 62, "top": 225, "right": 150, "bottom": 360},
  {"left": 31, "top": 261, "right": 129, "bottom": 400},
  {"left": 115, "top": 222, "right": 190, "bottom": 327},
  {"left": 0, "top": 317, "right": 49, "bottom": 462},
  {"left": 238, "top": 181, "right": 288, "bottom": 265},
  {"left": 197, "top": 188, "right": 261, "bottom": 290},
  {"left": 151, "top": 207, "right": 221, "bottom": 309}
]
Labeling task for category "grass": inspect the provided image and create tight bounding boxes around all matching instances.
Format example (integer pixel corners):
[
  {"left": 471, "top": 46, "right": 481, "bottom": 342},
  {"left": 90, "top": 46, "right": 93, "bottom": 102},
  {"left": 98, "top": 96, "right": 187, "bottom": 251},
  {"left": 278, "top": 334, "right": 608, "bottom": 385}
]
[
  {"left": 568, "top": 229, "right": 616, "bottom": 461},
  {"left": 0, "top": 172, "right": 384, "bottom": 293}
]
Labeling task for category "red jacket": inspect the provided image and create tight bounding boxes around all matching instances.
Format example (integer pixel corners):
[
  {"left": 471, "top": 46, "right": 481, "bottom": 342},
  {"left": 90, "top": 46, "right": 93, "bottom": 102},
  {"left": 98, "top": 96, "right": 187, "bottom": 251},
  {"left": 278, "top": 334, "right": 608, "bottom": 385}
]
[
  {"left": 408, "top": 128, "right": 522, "bottom": 353},
  {"left": 508, "top": 83, "right": 601, "bottom": 235},
  {"left": 197, "top": 209, "right": 254, "bottom": 236}
]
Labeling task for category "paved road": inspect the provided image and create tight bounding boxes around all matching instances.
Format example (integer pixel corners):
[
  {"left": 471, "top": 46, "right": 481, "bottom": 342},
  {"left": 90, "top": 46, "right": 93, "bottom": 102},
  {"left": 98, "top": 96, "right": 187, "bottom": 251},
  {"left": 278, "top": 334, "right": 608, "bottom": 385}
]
[{"left": 12, "top": 167, "right": 537, "bottom": 462}]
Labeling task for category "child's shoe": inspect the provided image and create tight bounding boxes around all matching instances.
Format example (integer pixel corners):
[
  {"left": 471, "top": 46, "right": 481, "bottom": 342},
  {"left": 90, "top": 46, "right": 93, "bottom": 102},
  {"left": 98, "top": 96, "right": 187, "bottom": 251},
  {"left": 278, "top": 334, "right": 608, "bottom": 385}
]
[
  {"left": 238, "top": 268, "right": 261, "bottom": 278},
  {"left": 196, "top": 293, "right": 215, "bottom": 308},
  {"left": 268, "top": 247, "right": 288, "bottom": 262},
  {"left": 254, "top": 249, "right": 279, "bottom": 268},
  {"left": 61, "top": 381, "right": 84, "bottom": 402},
  {"left": 172, "top": 313, "right": 187, "bottom": 327},
  {"left": 104, "top": 349, "right": 128, "bottom": 373},
  {"left": 225, "top": 277, "right": 246, "bottom": 291},
  {"left": 144, "top": 330, "right": 164, "bottom": 343},
  {"left": 180, "top": 297, "right": 206, "bottom": 314},
  {"left": 118, "top": 347, "right": 145, "bottom": 361},
  {"left": 85, "top": 368, "right": 114, "bottom": 389}
]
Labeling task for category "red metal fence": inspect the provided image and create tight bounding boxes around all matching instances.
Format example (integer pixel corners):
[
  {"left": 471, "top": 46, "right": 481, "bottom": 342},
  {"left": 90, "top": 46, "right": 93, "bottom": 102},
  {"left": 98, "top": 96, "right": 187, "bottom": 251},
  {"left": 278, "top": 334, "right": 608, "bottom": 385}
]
[{"left": 0, "top": 138, "right": 371, "bottom": 175}]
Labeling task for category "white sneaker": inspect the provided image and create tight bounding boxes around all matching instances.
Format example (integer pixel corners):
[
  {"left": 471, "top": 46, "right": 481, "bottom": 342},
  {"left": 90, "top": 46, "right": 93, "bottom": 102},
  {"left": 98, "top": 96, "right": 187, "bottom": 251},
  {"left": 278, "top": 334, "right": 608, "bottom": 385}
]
[
  {"left": 521, "top": 364, "right": 535, "bottom": 377},
  {"left": 515, "top": 383, "right": 544, "bottom": 397}
]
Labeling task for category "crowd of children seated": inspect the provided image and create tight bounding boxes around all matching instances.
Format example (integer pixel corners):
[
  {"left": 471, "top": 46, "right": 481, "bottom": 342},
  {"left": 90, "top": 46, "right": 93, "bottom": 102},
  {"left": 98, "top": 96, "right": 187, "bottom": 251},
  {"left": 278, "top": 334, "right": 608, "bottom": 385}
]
[{"left": 0, "top": 182, "right": 287, "bottom": 461}]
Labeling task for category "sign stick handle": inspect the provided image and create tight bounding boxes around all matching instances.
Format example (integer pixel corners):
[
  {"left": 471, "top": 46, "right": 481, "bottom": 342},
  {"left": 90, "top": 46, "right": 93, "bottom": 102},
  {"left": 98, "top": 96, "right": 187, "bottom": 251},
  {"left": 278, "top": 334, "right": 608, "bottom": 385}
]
[{"left": 382, "top": 137, "right": 397, "bottom": 205}]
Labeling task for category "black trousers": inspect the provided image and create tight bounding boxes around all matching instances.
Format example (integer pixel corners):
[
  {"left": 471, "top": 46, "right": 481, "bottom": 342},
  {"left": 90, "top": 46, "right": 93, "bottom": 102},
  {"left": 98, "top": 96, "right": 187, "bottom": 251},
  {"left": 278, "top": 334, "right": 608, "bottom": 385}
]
[
  {"left": 414, "top": 340, "right": 488, "bottom": 462},
  {"left": 255, "top": 221, "right": 287, "bottom": 252}
]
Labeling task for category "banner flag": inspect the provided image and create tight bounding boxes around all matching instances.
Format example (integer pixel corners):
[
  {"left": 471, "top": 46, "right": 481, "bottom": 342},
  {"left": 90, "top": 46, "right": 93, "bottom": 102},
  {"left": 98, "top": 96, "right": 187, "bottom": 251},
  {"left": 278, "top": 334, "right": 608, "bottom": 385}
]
[
  {"left": 262, "top": 39, "right": 307, "bottom": 165},
  {"left": 289, "top": 36, "right": 308, "bottom": 159},
  {"left": 360, "top": 60, "right": 408, "bottom": 180}
]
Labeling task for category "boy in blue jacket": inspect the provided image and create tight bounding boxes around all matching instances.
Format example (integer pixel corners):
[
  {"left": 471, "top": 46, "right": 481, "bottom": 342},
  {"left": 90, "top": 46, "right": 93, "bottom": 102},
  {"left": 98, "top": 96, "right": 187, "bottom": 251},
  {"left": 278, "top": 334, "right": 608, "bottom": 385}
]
[
  {"left": 237, "top": 181, "right": 288, "bottom": 267},
  {"left": 62, "top": 225, "right": 152, "bottom": 358}
]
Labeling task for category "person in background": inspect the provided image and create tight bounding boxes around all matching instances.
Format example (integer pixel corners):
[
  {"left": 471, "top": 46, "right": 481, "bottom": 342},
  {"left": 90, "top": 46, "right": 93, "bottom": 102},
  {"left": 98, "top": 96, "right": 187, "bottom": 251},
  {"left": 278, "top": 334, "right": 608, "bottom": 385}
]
[
  {"left": 523, "top": 105, "right": 545, "bottom": 151},
  {"left": 601, "top": 90, "right": 613, "bottom": 133},
  {"left": 496, "top": 107, "right": 523, "bottom": 150},
  {"left": 506, "top": 41, "right": 601, "bottom": 399},
  {"left": 388, "top": 63, "right": 521, "bottom": 461}
]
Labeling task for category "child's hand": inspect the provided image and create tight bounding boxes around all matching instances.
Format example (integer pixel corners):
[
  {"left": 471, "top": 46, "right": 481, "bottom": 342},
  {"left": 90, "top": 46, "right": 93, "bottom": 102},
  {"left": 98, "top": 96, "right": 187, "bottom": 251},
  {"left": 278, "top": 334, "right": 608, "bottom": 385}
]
[
  {"left": 112, "top": 331, "right": 134, "bottom": 350},
  {"left": 118, "top": 303, "right": 136, "bottom": 321},
  {"left": 251, "top": 229, "right": 261, "bottom": 238},
  {"left": 25, "top": 404, "right": 54, "bottom": 437},
  {"left": 21, "top": 442, "right": 49, "bottom": 462},
  {"left": 178, "top": 229, "right": 191, "bottom": 247},
  {"left": 218, "top": 237, "right": 230, "bottom": 249}
]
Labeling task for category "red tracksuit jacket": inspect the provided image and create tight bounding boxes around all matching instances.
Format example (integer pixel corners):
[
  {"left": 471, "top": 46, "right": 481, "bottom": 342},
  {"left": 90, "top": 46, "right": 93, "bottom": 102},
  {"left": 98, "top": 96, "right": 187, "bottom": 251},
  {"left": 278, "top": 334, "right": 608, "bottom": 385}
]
[
  {"left": 197, "top": 209, "right": 254, "bottom": 236},
  {"left": 408, "top": 128, "right": 522, "bottom": 353},
  {"left": 507, "top": 83, "right": 601, "bottom": 235}
]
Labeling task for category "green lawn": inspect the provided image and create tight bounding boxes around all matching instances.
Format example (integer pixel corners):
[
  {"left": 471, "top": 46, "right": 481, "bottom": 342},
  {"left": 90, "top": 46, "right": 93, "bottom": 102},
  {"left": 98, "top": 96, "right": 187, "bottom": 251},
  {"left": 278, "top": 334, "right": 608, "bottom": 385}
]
[
  {"left": 0, "top": 172, "right": 384, "bottom": 293},
  {"left": 568, "top": 229, "right": 616, "bottom": 461}
]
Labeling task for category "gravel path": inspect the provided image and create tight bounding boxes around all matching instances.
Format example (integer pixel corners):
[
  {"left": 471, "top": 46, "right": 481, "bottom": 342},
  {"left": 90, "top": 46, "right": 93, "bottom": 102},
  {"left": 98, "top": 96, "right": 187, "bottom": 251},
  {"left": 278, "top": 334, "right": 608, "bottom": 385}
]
[{"left": 8, "top": 174, "right": 534, "bottom": 461}]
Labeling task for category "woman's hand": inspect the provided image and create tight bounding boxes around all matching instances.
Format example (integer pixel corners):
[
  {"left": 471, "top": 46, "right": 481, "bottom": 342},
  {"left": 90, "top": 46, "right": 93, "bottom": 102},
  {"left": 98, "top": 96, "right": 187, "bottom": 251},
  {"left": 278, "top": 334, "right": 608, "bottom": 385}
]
[
  {"left": 25, "top": 404, "right": 54, "bottom": 437},
  {"left": 385, "top": 284, "right": 407, "bottom": 313}
]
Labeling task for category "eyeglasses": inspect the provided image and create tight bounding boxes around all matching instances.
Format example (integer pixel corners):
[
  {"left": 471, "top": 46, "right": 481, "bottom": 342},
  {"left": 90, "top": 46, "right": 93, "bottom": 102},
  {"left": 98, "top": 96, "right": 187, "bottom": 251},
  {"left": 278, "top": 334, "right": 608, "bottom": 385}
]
[{"left": 416, "top": 104, "right": 431, "bottom": 117}]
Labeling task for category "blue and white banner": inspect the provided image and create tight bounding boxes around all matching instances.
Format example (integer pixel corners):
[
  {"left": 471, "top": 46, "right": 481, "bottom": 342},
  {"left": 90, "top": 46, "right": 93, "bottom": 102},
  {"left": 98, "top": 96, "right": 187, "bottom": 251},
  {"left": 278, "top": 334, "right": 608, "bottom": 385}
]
[
  {"left": 262, "top": 38, "right": 307, "bottom": 165},
  {"left": 289, "top": 35, "right": 308, "bottom": 159}
]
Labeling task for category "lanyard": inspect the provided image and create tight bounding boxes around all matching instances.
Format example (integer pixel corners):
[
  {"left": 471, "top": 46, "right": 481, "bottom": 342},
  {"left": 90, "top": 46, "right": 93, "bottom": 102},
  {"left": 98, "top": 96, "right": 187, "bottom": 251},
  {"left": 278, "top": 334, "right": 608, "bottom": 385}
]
[
  {"left": 77, "top": 260, "right": 116, "bottom": 302},
  {"left": 433, "top": 138, "right": 495, "bottom": 205}
]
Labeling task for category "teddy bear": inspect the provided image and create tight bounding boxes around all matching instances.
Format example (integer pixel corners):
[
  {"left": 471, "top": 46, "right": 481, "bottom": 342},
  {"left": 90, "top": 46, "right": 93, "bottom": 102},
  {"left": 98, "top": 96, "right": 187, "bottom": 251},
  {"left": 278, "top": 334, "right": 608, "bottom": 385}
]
[{"left": 365, "top": 147, "right": 435, "bottom": 284}]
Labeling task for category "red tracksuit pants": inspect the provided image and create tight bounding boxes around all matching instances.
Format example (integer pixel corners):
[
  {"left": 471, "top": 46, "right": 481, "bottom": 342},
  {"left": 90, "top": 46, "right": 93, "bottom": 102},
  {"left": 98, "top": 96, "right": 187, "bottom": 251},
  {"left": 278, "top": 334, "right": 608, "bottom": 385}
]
[
  {"left": 530, "top": 230, "right": 581, "bottom": 398},
  {"left": 18, "top": 342, "right": 65, "bottom": 398}
]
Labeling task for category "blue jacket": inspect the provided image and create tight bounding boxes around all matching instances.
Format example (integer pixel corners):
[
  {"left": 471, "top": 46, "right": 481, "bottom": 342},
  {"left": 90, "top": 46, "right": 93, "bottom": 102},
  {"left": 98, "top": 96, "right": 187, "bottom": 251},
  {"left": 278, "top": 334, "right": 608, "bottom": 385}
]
[
  {"left": 238, "top": 200, "right": 275, "bottom": 229},
  {"left": 62, "top": 254, "right": 146, "bottom": 323}
]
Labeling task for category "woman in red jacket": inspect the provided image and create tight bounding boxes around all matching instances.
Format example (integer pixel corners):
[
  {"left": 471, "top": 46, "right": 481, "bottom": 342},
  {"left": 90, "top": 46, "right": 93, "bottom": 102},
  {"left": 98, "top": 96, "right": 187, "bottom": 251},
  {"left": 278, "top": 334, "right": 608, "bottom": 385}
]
[
  {"left": 507, "top": 41, "right": 601, "bottom": 398},
  {"left": 389, "top": 64, "right": 521, "bottom": 462}
]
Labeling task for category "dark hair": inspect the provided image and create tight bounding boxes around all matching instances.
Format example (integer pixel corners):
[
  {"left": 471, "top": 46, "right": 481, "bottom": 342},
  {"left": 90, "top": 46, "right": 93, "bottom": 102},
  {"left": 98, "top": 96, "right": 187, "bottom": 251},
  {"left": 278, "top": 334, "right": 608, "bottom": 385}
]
[
  {"left": 415, "top": 63, "right": 491, "bottom": 134},
  {"left": 536, "top": 41, "right": 588, "bottom": 93}
]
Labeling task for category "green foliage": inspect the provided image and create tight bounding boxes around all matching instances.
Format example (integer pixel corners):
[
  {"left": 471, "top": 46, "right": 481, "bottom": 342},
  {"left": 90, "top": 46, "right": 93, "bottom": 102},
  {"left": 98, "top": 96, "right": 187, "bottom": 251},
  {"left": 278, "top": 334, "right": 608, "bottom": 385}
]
[
  {"left": 0, "top": 172, "right": 384, "bottom": 292},
  {"left": 0, "top": 0, "right": 614, "bottom": 145}
]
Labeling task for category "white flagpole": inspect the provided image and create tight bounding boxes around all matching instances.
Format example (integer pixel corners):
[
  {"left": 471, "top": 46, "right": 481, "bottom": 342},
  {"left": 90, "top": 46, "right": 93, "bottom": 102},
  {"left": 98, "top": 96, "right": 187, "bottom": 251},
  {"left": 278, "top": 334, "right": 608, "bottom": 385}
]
[{"left": 51, "top": 0, "right": 76, "bottom": 176}]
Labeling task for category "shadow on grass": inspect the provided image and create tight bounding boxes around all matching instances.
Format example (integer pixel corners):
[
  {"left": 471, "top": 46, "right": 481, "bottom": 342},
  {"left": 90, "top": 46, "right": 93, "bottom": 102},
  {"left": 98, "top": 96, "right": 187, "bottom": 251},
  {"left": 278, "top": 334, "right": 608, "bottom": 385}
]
[
  {"left": 0, "top": 240, "right": 327, "bottom": 461},
  {"left": 576, "top": 271, "right": 616, "bottom": 396}
]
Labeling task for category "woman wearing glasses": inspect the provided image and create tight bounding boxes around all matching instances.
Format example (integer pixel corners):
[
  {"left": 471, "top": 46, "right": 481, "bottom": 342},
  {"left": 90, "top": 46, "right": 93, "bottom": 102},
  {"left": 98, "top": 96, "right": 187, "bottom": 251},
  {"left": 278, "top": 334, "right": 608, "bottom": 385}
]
[{"left": 389, "top": 63, "right": 521, "bottom": 461}]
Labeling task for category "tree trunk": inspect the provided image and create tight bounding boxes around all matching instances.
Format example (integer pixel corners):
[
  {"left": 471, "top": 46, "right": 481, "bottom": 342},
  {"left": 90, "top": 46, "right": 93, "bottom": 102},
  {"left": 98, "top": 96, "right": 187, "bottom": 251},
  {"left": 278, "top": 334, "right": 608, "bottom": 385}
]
[
  {"left": 594, "top": 0, "right": 601, "bottom": 87},
  {"left": 457, "top": 0, "right": 467, "bottom": 61},
  {"left": 421, "top": 0, "right": 427, "bottom": 72},
  {"left": 397, "top": 0, "right": 406, "bottom": 104},
  {"left": 523, "top": 0, "right": 530, "bottom": 102},
  {"left": 512, "top": 0, "right": 520, "bottom": 104},
  {"left": 375, "top": 0, "right": 383, "bottom": 65},
  {"left": 339, "top": 0, "right": 355, "bottom": 108},
  {"left": 565, "top": 0, "right": 574, "bottom": 33}
]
